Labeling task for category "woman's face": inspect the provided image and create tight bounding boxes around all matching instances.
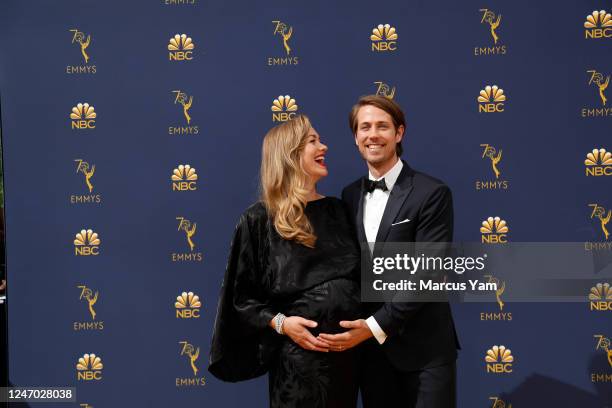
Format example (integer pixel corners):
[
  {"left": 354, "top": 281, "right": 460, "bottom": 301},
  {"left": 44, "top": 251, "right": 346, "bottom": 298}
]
[{"left": 301, "top": 127, "right": 328, "bottom": 183}]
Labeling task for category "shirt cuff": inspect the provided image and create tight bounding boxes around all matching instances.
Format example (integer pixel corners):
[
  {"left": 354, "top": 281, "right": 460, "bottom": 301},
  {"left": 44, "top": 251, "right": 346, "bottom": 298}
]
[{"left": 366, "top": 316, "right": 387, "bottom": 344}]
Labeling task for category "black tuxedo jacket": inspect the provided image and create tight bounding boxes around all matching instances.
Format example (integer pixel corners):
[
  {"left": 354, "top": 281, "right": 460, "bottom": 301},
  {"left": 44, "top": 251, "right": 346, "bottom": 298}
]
[{"left": 342, "top": 161, "right": 459, "bottom": 372}]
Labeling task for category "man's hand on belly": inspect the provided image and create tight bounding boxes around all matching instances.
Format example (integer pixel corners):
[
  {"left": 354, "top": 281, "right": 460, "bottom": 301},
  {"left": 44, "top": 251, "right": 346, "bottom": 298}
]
[{"left": 317, "top": 319, "right": 373, "bottom": 351}]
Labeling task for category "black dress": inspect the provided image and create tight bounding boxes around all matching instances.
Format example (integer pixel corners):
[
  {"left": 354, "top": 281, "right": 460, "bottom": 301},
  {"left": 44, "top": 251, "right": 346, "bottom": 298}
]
[{"left": 209, "top": 197, "right": 361, "bottom": 408}]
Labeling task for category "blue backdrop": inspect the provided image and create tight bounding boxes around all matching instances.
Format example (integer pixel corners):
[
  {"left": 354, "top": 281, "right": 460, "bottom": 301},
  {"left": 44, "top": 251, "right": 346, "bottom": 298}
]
[{"left": 1, "top": 0, "right": 611, "bottom": 406}]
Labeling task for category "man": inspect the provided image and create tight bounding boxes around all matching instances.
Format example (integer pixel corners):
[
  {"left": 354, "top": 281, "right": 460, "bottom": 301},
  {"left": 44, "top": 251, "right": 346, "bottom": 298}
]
[{"left": 319, "top": 95, "right": 459, "bottom": 407}]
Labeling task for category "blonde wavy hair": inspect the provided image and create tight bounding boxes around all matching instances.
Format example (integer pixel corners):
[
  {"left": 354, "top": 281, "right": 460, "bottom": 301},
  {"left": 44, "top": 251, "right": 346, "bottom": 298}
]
[{"left": 260, "top": 115, "right": 317, "bottom": 248}]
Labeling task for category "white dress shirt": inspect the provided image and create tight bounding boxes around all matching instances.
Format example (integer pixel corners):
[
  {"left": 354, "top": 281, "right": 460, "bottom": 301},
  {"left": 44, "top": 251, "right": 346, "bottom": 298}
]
[{"left": 363, "top": 159, "right": 403, "bottom": 344}]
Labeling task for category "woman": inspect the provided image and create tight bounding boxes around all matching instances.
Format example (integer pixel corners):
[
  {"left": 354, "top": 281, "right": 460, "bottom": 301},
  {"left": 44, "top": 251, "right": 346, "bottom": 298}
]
[{"left": 209, "top": 115, "right": 362, "bottom": 407}]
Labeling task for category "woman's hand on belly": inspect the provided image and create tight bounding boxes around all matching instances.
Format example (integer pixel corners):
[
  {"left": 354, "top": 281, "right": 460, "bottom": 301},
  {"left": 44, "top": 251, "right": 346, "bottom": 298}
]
[{"left": 282, "top": 316, "right": 330, "bottom": 352}]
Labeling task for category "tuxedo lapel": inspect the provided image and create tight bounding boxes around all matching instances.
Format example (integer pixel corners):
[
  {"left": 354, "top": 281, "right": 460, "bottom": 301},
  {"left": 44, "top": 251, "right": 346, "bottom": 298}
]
[
  {"left": 374, "top": 163, "right": 414, "bottom": 243},
  {"left": 355, "top": 177, "right": 367, "bottom": 244}
]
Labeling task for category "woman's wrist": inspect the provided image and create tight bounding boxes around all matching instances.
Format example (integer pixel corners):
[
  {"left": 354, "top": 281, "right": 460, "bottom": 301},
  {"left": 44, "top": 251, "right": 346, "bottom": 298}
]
[{"left": 272, "top": 313, "right": 287, "bottom": 335}]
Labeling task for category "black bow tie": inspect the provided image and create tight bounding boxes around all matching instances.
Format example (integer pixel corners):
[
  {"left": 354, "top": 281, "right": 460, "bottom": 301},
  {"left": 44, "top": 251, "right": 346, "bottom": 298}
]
[{"left": 365, "top": 178, "right": 388, "bottom": 193}]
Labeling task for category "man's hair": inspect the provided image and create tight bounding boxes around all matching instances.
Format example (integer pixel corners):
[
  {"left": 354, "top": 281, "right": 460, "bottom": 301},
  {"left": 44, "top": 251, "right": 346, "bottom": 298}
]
[{"left": 349, "top": 95, "right": 406, "bottom": 156}]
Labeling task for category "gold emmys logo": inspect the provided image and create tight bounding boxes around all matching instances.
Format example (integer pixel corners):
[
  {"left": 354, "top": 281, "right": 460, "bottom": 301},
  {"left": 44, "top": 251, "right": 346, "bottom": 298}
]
[
  {"left": 175, "top": 291, "right": 201, "bottom": 319},
  {"left": 268, "top": 21, "right": 299, "bottom": 66},
  {"left": 584, "top": 10, "right": 612, "bottom": 39},
  {"left": 480, "top": 9, "right": 502, "bottom": 44},
  {"left": 78, "top": 285, "right": 98, "bottom": 320},
  {"left": 176, "top": 217, "right": 197, "bottom": 251},
  {"left": 76, "top": 353, "right": 103, "bottom": 381},
  {"left": 481, "top": 217, "right": 509, "bottom": 244},
  {"left": 594, "top": 335, "right": 612, "bottom": 368},
  {"left": 480, "top": 144, "right": 502, "bottom": 179},
  {"left": 476, "top": 145, "right": 508, "bottom": 190},
  {"left": 74, "top": 229, "right": 101, "bottom": 256},
  {"left": 590, "top": 283, "right": 612, "bottom": 311},
  {"left": 168, "top": 34, "right": 195, "bottom": 61},
  {"left": 169, "top": 90, "right": 199, "bottom": 135},
  {"left": 485, "top": 345, "right": 514, "bottom": 373},
  {"left": 176, "top": 341, "right": 205, "bottom": 386},
  {"left": 273, "top": 21, "right": 293, "bottom": 56},
  {"left": 587, "top": 70, "right": 610, "bottom": 106},
  {"left": 374, "top": 82, "right": 395, "bottom": 99},
  {"left": 478, "top": 85, "right": 506, "bottom": 113},
  {"left": 485, "top": 275, "right": 505, "bottom": 311},
  {"left": 74, "top": 284, "right": 104, "bottom": 331},
  {"left": 172, "top": 217, "right": 203, "bottom": 262},
  {"left": 80, "top": 404, "right": 93, "bottom": 408},
  {"left": 74, "top": 159, "right": 95, "bottom": 193},
  {"left": 70, "top": 29, "right": 91, "bottom": 63},
  {"left": 67, "top": 29, "right": 96, "bottom": 74},
  {"left": 179, "top": 341, "right": 200, "bottom": 375},
  {"left": 585, "top": 148, "right": 612, "bottom": 176},
  {"left": 70, "top": 103, "right": 96, "bottom": 129},
  {"left": 480, "top": 275, "right": 512, "bottom": 321},
  {"left": 589, "top": 204, "right": 611, "bottom": 240},
  {"left": 371, "top": 24, "right": 398, "bottom": 52},
  {"left": 271, "top": 95, "right": 298, "bottom": 122},
  {"left": 171, "top": 165, "right": 198, "bottom": 191},
  {"left": 489, "top": 397, "right": 512, "bottom": 408},
  {"left": 71, "top": 159, "right": 101, "bottom": 205},
  {"left": 173, "top": 90, "right": 193, "bottom": 125},
  {"left": 474, "top": 9, "right": 506, "bottom": 56}
]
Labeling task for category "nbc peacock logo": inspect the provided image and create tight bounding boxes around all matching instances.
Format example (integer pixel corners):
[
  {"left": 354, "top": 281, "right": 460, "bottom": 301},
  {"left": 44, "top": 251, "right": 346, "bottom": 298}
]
[
  {"left": 370, "top": 24, "right": 398, "bottom": 52},
  {"left": 584, "top": 10, "right": 612, "bottom": 39},
  {"left": 70, "top": 103, "right": 96, "bottom": 129},
  {"left": 585, "top": 148, "right": 612, "bottom": 176},
  {"left": 74, "top": 229, "right": 101, "bottom": 256},
  {"left": 171, "top": 165, "right": 198, "bottom": 191},
  {"left": 589, "top": 283, "right": 612, "bottom": 311},
  {"left": 271, "top": 95, "right": 298, "bottom": 122},
  {"left": 76, "top": 353, "right": 103, "bottom": 381},
  {"left": 374, "top": 81, "right": 396, "bottom": 99},
  {"left": 168, "top": 34, "right": 195, "bottom": 61},
  {"left": 480, "top": 217, "right": 509, "bottom": 244},
  {"left": 478, "top": 85, "right": 506, "bottom": 113},
  {"left": 485, "top": 345, "right": 514, "bottom": 374},
  {"left": 175, "top": 291, "right": 201, "bottom": 319}
]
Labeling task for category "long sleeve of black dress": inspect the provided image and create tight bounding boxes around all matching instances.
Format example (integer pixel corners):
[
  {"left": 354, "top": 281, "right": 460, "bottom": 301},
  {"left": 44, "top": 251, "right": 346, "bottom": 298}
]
[{"left": 209, "top": 207, "right": 279, "bottom": 382}]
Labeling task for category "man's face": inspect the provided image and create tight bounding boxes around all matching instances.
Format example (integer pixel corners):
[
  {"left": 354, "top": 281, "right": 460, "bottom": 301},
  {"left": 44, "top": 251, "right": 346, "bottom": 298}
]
[{"left": 354, "top": 105, "right": 404, "bottom": 167}]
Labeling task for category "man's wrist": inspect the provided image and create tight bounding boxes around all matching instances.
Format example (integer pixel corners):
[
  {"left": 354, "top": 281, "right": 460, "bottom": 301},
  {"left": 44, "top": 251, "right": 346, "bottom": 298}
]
[{"left": 365, "top": 316, "right": 388, "bottom": 344}]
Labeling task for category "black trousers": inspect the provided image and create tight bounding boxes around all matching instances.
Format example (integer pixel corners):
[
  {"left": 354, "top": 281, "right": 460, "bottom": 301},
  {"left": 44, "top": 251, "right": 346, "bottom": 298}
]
[{"left": 360, "top": 341, "right": 456, "bottom": 408}]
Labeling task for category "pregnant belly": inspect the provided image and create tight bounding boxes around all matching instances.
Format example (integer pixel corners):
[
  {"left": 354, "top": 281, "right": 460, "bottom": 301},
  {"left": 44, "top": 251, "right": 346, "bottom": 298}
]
[{"left": 283, "top": 278, "right": 361, "bottom": 335}]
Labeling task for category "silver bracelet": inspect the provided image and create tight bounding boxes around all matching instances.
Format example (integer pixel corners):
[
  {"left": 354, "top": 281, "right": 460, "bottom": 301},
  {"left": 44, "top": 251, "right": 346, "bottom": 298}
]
[{"left": 274, "top": 313, "right": 286, "bottom": 335}]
